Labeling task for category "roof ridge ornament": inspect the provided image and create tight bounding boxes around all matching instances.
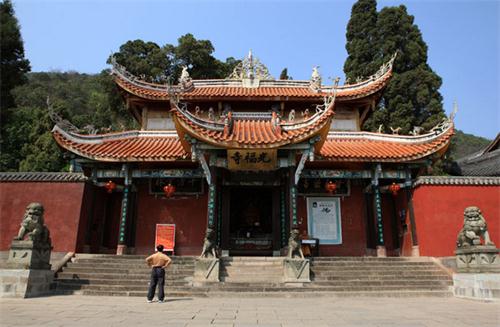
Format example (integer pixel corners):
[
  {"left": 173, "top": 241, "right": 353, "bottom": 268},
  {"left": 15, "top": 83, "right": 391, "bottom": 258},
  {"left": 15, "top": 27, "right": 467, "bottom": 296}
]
[
  {"left": 345, "top": 52, "right": 397, "bottom": 85},
  {"left": 310, "top": 66, "right": 322, "bottom": 92},
  {"left": 228, "top": 50, "right": 274, "bottom": 83},
  {"left": 178, "top": 66, "right": 194, "bottom": 91}
]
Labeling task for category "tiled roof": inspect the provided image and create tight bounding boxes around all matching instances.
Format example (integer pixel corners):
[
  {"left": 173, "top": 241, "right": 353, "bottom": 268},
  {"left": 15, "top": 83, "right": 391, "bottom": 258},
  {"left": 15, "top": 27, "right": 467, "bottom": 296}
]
[
  {"left": 319, "top": 125, "right": 454, "bottom": 162},
  {"left": 0, "top": 172, "right": 87, "bottom": 182},
  {"left": 113, "top": 66, "right": 392, "bottom": 102},
  {"left": 171, "top": 105, "right": 335, "bottom": 149},
  {"left": 53, "top": 123, "right": 453, "bottom": 163},
  {"left": 414, "top": 176, "right": 500, "bottom": 186},
  {"left": 455, "top": 133, "right": 500, "bottom": 176},
  {"left": 52, "top": 126, "right": 188, "bottom": 162}
]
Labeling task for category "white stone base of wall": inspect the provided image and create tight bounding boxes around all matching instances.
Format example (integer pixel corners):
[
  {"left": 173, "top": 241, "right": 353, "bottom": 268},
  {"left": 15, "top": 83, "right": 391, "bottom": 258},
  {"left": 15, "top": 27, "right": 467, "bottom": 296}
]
[
  {"left": 453, "top": 273, "right": 500, "bottom": 301},
  {"left": 0, "top": 269, "right": 54, "bottom": 298}
]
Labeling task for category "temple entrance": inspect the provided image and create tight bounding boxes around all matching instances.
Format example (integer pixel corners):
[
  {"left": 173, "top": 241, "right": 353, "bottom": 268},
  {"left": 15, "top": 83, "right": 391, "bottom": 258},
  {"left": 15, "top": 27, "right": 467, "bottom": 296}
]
[{"left": 222, "top": 186, "right": 280, "bottom": 256}]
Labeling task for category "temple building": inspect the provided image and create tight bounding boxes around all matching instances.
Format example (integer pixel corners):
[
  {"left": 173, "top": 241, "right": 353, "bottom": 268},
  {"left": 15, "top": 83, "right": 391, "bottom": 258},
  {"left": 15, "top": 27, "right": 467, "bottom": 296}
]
[{"left": 52, "top": 52, "right": 454, "bottom": 257}]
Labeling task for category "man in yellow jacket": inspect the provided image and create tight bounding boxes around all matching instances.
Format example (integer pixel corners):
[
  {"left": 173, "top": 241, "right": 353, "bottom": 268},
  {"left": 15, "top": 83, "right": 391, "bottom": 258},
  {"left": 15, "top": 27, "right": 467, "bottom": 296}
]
[{"left": 145, "top": 244, "right": 172, "bottom": 303}]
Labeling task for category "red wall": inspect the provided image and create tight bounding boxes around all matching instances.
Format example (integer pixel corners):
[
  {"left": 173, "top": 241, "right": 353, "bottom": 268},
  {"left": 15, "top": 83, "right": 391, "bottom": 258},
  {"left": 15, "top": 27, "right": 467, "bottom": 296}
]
[
  {"left": 0, "top": 182, "right": 87, "bottom": 253},
  {"left": 402, "top": 185, "right": 500, "bottom": 257},
  {"left": 134, "top": 183, "right": 207, "bottom": 255},
  {"left": 297, "top": 185, "right": 369, "bottom": 256}
]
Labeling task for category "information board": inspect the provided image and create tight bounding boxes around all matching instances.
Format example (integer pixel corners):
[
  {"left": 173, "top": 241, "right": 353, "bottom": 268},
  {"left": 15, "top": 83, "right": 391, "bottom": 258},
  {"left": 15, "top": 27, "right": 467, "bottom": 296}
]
[
  {"left": 306, "top": 197, "right": 342, "bottom": 245},
  {"left": 155, "top": 224, "right": 176, "bottom": 253}
]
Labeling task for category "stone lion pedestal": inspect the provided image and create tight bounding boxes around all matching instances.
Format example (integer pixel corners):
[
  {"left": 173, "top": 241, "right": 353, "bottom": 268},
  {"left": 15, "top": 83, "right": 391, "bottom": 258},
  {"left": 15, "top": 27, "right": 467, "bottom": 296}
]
[
  {"left": 455, "top": 246, "right": 500, "bottom": 273},
  {"left": 453, "top": 206, "right": 500, "bottom": 301},
  {"left": 193, "top": 258, "right": 220, "bottom": 285},
  {"left": 0, "top": 203, "right": 54, "bottom": 298},
  {"left": 283, "top": 259, "right": 310, "bottom": 285},
  {"left": 8, "top": 240, "right": 52, "bottom": 270}
]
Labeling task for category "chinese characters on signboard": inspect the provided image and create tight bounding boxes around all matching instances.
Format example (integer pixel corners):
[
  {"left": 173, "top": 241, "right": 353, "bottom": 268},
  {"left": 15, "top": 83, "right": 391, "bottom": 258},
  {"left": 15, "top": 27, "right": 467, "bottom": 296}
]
[
  {"left": 307, "top": 197, "right": 342, "bottom": 245},
  {"left": 227, "top": 149, "right": 277, "bottom": 170}
]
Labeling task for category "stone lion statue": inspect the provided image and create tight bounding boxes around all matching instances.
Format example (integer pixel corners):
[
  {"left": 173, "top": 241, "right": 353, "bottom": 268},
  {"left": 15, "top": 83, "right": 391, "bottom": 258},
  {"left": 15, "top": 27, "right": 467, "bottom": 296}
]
[
  {"left": 288, "top": 228, "right": 304, "bottom": 259},
  {"left": 14, "top": 203, "right": 51, "bottom": 245},
  {"left": 199, "top": 227, "right": 218, "bottom": 259},
  {"left": 456, "top": 206, "right": 495, "bottom": 248}
]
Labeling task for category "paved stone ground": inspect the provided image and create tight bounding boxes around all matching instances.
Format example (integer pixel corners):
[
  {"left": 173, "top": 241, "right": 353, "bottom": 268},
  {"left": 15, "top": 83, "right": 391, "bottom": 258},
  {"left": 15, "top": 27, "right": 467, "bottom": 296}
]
[{"left": 0, "top": 295, "right": 498, "bottom": 327}]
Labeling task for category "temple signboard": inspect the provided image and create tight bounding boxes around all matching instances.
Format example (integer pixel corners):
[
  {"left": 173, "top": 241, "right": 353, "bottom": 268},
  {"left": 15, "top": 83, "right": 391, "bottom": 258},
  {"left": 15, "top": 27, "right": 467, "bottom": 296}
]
[{"left": 227, "top": 149, "right": 277, "bottom": 171}]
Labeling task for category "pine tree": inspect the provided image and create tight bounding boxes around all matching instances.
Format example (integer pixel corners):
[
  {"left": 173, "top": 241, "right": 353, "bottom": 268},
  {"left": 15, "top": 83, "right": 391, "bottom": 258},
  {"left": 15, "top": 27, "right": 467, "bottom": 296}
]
[
  {"left": 343, "top": 0, "right": 379, "bottom": 83},
  {"left": 344, "top": 1, "right": 446, "bottom": 134},
  {"left": 0, "top": 0, "right": 31, "bottom": 171}
]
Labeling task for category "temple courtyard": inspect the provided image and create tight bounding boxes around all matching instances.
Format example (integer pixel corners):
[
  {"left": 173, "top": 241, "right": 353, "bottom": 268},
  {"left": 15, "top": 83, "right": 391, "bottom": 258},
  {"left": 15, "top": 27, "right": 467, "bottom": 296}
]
[{"left": 0, "top": 295, "right": 498, "bottom": 327}]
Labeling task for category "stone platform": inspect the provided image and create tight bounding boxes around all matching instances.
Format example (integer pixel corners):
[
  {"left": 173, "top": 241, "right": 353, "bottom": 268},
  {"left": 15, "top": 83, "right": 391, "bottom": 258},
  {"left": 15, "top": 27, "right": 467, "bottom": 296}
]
[
  {"left": 453, "top": 273, "right": 500, "bottom": 301},
  {"left": 0, "top": 269, "right": 54, "bottom": 298},
  {"left": 1, "top": 295, "right": 499, "bottom": 327}
]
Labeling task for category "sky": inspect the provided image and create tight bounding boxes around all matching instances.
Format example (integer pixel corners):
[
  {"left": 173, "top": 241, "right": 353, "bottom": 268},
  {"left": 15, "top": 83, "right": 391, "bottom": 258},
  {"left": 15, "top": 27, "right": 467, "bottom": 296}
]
[{"left": 12, "top": 0, "right": 500, "bottom": 139}]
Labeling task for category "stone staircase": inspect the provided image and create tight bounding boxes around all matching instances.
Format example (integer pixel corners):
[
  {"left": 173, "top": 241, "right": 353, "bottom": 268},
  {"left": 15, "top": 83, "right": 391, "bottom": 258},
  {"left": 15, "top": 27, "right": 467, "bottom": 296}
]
[
  {"left": 308, "top": 257, "right": 453, "bottom": 297},
  {"left": 55, "top": 254, "right": 200, "bottom": 297},
  {"left": 54, "top": 254, "right": 452, "bottom": 297},
  {"left": 220, "top": 257, "right": 283, "bottom": 283}
]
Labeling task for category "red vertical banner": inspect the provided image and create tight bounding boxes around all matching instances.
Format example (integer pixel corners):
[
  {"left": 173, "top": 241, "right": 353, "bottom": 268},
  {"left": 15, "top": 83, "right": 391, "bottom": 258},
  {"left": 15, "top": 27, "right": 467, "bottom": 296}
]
[{"left": 155, "top": 224, "right": 176, "bottom": 253}]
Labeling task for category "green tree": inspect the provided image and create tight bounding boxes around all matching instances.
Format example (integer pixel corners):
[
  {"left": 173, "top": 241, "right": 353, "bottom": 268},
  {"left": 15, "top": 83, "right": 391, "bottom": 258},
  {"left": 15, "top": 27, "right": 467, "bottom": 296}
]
[
  {"left": 0, "top": 0, "right": 31, "bottom": 171},
  {"left": 2, "top": 72, "right": 137, "bottom": 171},
  {"left": 343, "top": 0, "right": 379, "bottom": 83},
  {"left": 344, "top": 1, "right": 446, "bottom": 134},
  {"left": 279, "top": 68, "right": 291, "bottom": 80},
  {"left": 0, "top": 0, "right": 30, "bottom": 110},
  {"left": 109, "top": 40, "right": 170, "bottom": 83},
  {"left": 111, "top": 34, "right": 240, "bottom": 83}
]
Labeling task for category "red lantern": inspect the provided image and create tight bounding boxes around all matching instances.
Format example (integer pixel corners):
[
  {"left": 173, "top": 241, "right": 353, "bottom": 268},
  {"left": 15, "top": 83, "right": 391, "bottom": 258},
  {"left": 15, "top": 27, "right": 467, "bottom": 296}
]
[
  {"left": 105, "top": 180, "right": 116, "bottom": 193},
  {"left": 389, "top": 182, "right": 401, "bottom": 196},
  {"left": 163, "top": 183, "right": 176, "bottom": 198},
  {"left": 325, "top": 181, "right": 337, "bottom": 194}
]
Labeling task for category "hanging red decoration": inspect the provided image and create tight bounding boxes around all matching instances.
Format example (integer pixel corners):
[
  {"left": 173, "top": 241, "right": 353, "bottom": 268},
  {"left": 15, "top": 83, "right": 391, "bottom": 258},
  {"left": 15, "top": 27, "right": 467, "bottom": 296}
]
[
  {"left": 389, "top": 182, "right": 401, "bottom": 196},
  {"left": 104, "top": 180, "right": 116, "bottom": 193},
  {"left": 163, "top": 183, "right": 176, "bottom": 198},
  {"left": 325, "top": 181, "right": 337, "bottom": 194}
]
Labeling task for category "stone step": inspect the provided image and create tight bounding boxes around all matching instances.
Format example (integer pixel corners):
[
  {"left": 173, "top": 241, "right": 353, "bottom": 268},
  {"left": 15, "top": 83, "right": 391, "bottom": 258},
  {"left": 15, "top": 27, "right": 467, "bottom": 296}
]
[
  {"left": 311, "top": 264, "right": 438, "bottom": 269},
  {"left": 65, "top": 263, "right": 194, "bottom": 272},
  {"left": 74, "top": 254, "right": 196, "bottom": 259},
  {"left": 73, "top": 259, "right": 195, "bottom": 265},
  {"left": 55, "top": 279, "right": 191, "bottom": 286},
  {"left": 203, "top": 290, "right": 453, "bottom": 298},
  {"left": 221, "top": 257, "right": 284, "bottom": 261},
  {"left": 56, "top": 289, "right": 451, "bottom": 298},
  {"left": 311, "top": 263, "right": 437, "bottom": 268},
  {"left": 56, "top": 272, "right": 192, "bottom": 280},
  {"left": 312, "top": 275, "right": 451, "bottom": 281},
  {"left": 309, "top": 280, "right": 452, "bottom": 286},
  {"left": 56, "top": 282, "right": 449, "bottom": 293},
  {"left": 311, "top": 268, "right": 446, "bottom": 274},
  {"left": 56, "top": 267, "right": 169, "bottom": 274},
  {"left": 311, "top": 257, "right": 428, "bottom": 261},
  {"left": 222, "top": 269, "right": 282, "bottom": 275}
]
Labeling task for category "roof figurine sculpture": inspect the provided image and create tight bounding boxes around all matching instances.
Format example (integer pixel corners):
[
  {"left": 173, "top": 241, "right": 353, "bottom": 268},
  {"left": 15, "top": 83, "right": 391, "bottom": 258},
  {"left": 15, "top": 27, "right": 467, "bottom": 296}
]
[
  {"left": 310, "top": 66, "right": 322, "bottom": 92},
  {"left": 228, "top": 50, "right": 273, "bottom": 83},
  {"left": 179, "top": 65, "right": 193, "bottom": 91}
]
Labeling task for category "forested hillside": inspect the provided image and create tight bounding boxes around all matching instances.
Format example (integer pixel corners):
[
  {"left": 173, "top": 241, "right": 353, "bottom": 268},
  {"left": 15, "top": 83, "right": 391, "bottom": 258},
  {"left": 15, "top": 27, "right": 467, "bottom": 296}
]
[
  {"left": 449, "top": 130, "right": 491, "bottom": 160},
  {"left": 1, "top": 71, "right": 135, "bottom": 171}
]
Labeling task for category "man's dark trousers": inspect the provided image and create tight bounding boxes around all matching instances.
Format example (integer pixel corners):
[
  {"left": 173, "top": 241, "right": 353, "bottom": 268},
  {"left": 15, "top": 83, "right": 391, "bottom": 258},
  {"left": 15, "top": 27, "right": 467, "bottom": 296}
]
[{"left": 147, "top": 267, "right": 165, "bottom": 301}]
